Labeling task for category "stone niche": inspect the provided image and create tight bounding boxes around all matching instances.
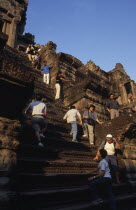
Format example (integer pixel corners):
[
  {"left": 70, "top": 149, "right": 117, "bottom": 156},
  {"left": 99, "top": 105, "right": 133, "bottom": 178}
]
[
  {"left": 0, "top": 0, "right": 28, "bottom": 47},
  {"left": 109, "top": 65, "right": 136, "bottom": 105}
]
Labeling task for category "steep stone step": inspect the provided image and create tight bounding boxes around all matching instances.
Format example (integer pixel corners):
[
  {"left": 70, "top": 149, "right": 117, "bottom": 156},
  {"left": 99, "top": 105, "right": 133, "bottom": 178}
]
[
  {"left": 59, "top": 150, "right": 96, "bottom": 160},
  {"left": 16, "top": 173, "right": 92, "bottom": 191},
  {"left": 18, "top": 138, "right": 93, "bottom": 157},
  {"left": 18, "top": 149, "right": 96, "bottom": 162},
  {"left": 15, "top": 187, "right": 136, "bottom": 210},
  {"left": 17, "top": 158, "right": 97, "bottom": 174},
  {"left": 34, "top": 192, "right": 136, "bottom": 210},
  {"left": 16, "top": 172, "right": 130, "bottom": 194}
]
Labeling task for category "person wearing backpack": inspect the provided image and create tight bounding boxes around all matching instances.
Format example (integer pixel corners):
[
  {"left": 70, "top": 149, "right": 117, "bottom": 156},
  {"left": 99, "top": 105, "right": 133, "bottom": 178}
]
[
  {"left": 93, "top": 134, "right": 120, "bottom": 183},
  {"left": 83, "top": 105, "right": 103, "bottom": 146}
]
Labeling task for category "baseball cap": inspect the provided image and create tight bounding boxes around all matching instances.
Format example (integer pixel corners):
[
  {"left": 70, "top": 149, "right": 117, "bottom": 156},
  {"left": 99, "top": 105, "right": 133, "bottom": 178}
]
[{"left": 106, "top": 134, "right": 113, "bottom": 138}]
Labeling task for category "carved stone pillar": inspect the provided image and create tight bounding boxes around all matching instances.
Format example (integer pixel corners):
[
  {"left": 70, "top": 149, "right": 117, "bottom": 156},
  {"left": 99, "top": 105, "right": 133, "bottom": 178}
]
[
  {"left": 7, "top": 18, "right": 19, "bottom": 47},
  {"left": 119, "top": 84, "right": 128, "bottom": 104},
  {"left": 0, "top": 32, "right": 8, "bottom": 50},
  {"left": 130, "top": 81, "right": 136, "bottom": 99},
  {"left": 2, "top": 22, "right": 7, "bottom": 34}
]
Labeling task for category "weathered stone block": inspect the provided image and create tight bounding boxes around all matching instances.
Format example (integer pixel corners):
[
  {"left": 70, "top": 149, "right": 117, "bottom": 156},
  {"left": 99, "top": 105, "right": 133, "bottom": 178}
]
[
  {"left": 0, "top": 33, "right": 8, "bottom": 50},
  {"left": 0, "top": 149, "right": 17, "bottom": 172}
]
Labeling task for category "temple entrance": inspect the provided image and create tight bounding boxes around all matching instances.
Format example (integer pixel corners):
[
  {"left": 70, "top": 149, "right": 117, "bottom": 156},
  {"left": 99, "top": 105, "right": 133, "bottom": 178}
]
[
  {"left": 0, "top": 19, "right": 3, "bottom": 32},
  {"left": 124, "top": 82, "right": 132, "bottom": 94},
  {"left": 0, "top": 79, "right": 33, "bottom": 119},
  {"left": 124, "top": 82, "right": 133, "bottom": 103}
]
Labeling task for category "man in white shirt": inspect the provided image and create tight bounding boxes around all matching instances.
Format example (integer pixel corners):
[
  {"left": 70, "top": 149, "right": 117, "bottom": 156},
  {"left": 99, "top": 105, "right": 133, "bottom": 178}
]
[
  {"left": 63, "top": 106, "right": 82, "bottom": 142},
  {"left": 26, "top": 44, "right": 35, "bottom": 61},
  {"left": 26, "top": 95, "right": 47, "bottom": 147},
  {"left": 93, "top": 134, "right": 120, "bottom": 183}
]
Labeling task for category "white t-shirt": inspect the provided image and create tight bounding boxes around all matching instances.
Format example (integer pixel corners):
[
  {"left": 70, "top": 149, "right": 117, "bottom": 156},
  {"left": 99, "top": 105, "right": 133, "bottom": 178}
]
[
  {"left": 27, "top": 101, "right": 46, "bottom": 116},
  {"left": 98, "top": 159, "right": 111, "bottom": 178},
  {"left": 63, "top": 109, "right": 81, "bottom": 123},
  {"left": 104, "top": 142, "right": 115, "bottom": 155}
]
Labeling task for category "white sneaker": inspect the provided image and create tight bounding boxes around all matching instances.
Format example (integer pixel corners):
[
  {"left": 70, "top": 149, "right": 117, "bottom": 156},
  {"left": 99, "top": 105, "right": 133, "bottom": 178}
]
[
  {"left": 38, "top": 142, "right": 44, "bottom": 147},
  {"left": 91, "top": 198, "right": 103, "bottom": 206},
  {"left": 82, "top": 134, "right": 87, "bottom": 137},
  {"left": 40, "top": 133, "right": 45, "bottom": 138},
  {"left": 72, "top": 139, "right": 78, "bottom": 143}
]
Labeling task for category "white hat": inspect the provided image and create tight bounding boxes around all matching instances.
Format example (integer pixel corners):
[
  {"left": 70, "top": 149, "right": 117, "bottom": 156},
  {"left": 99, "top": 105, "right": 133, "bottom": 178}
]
[{"left": 106, "top": 134, "right": 113, "bottom": 138}]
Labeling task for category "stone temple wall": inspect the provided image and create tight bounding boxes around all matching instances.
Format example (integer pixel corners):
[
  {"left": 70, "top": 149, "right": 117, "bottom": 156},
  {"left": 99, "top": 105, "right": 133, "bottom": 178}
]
[
  {"left": 0, "top": 0, "right": 28, "bottom": 47},
  {"left": 0, "top": 36, "right": 136, "bottom": 209},
  {"left": 38, "top": 41, "right": 136, "bottom": 121}
]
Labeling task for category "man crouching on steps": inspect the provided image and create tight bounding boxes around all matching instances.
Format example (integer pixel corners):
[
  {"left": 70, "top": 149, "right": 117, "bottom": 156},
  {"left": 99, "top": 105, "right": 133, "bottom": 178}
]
[
  {"left": 63, "top": 106, "right": 82, "bottom": 143},
  {"left": 26, "top": 94, "right": 47, "bottom": 147},
  {"left": 93, "top": 134, "right": 121, "bottom": 184}
]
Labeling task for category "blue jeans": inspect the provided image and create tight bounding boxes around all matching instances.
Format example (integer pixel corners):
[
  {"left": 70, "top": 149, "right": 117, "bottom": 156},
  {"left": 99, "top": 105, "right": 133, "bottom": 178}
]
[
  {"left": 89, "top": 177, "right": 117, "bottom": 210},
  {"left": 105, "top": 155, "right": 119, "bottom": 172},
  {"left": 70, "top": 121, "right": 77, "bottom": 141},
  {"left": 31, "top": 117, "right": 47, "bottom": 132}
]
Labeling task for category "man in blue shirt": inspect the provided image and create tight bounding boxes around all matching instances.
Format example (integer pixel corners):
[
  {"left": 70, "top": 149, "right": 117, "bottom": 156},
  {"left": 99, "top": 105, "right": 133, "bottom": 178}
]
[
  {"left": 41, "top": 61, "right": 53, "bottom": 84},
  {"left": 106, "top": 93, "right": 120, "bottom": 119}
]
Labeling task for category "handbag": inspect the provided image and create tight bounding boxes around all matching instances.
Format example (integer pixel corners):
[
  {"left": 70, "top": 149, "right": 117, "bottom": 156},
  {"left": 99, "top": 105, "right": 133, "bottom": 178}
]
[{"left": 87, "top": 111, "right": 95, "bottom": 125}]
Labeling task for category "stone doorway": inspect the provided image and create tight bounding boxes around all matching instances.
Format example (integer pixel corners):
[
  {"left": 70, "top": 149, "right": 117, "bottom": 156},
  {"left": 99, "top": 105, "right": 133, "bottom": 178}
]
[
  {"left": 0, "top": 80, "right": 33, "bottom": 119},
  {"left": 124, "top": 82, "right": 132, "bottom": 94},
  {"left": 0, "top": 19, "right": 3, "bottom": 32},
  {"left": 124, "top": 82, "right": 133, "bottom": 103}
]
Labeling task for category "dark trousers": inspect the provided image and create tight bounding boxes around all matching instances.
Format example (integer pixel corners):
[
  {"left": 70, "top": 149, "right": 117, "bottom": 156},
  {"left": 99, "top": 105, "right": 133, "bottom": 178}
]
[{"left": 89, "top": 177, "right": 117, "bottom": 210}]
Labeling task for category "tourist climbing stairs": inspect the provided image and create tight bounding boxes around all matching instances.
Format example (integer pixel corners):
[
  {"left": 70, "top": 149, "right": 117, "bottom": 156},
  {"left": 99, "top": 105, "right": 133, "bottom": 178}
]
[
  {"left": 1, "top": 47, "right": 136, "bottom": 210},
  {"left": 16, "top": 84, "right": 136, "bottom": 210}
]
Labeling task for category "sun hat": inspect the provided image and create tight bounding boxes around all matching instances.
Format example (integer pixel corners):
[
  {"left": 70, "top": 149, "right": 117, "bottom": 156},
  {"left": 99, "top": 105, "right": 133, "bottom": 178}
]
[{"left": 106, "top": 134, "right": 113, "bottom": 138}]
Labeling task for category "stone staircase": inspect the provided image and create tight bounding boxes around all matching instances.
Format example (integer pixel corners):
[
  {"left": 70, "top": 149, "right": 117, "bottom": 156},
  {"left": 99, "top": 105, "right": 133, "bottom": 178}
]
[
  {"left": 14, "top": 87, "right": 136, "bottom": 210},
  {"left": 0, "top": 46, "right": 136, "bottom": 210}
]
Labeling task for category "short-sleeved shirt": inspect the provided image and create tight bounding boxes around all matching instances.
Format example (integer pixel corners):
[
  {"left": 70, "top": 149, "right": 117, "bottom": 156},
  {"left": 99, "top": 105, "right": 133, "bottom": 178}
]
[
  {"left": 106, "top": 100, "right": 119, "bottom": 110},
  {"left": 41, "top": 65, "right": 51, "bottom": 74},
  {"left": 83, "top": 111, "right": 98, "bottom": 124},
  {"left": 26, "top": 47, "right": 34, "bottom": 54},
  {"left": 26, "top": 101, "right": 47, "bottom": 116},
  {"left": 98, "top": 159, "right": 111, "bottom": 178},
  {"left": 56, "top": 74, "right": 65, "bottom": 85},
  {"left": 63, "top": 109, "right": 81, "bottom": 123}
]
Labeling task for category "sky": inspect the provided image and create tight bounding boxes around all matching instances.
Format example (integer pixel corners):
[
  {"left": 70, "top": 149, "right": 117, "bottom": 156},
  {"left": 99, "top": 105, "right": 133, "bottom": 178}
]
[{"left": 25, "top": 0, "right": 136, "bottom": 82}]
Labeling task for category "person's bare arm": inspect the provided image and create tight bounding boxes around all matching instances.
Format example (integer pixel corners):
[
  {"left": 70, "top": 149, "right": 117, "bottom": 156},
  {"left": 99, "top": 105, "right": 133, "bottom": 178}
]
[
  {"left": 113, "top": 138, "right": 120, "bottom": 149},
  {"left": 77, "top": 111, "right": 82, "bottom": 125},
  {"left": 95, "top": 119, "right": 103, "bottom": 125},
  {"left": 63, "top": 113, "right": 67, "bottom": 120},
  {"left": 43, "top": 112, "right": 47, "bottom": 118},
  {"left": 26, "top": 109, "right": 32, "bottom": 116},
  {"left": 88, "top": 170, "right": 105, "bottom": 181},
  {"left": 93, "top": 149, "right": 101, "bottom": 160},
  {"left": 83, "top": 115, "right": 89, "bottom": 119},
  {"left": 60, "top": 77, "right": 70, "bottom": 82}
]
